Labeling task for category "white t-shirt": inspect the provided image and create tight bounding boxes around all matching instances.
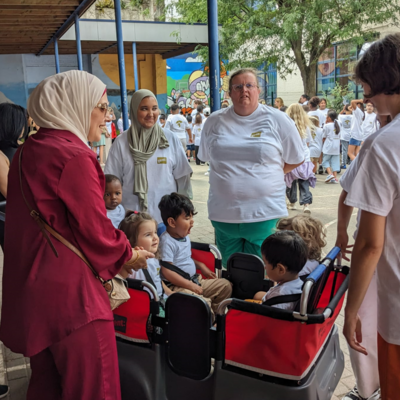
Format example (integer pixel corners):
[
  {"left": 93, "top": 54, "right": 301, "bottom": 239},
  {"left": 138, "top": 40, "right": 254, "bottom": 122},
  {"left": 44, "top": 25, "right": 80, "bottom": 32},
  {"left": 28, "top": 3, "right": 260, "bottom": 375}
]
[
  {"left": 198, "top": 104, "right": 304, "bottom": 223},
  {"left": 104, "top": 129, "right": 192, "bottom": 223},
  {"left": 309, "top": 127, "right": 324, "bottom": 158},
  {"left": 350, "top": 107, "right": 364, "bottom": 141},
  {"left": 299, "top": 259, "right": 319, "bottom": 277},
  {"left": 117, "top": 118, "right": 131, "bottom": 133},
  {"left": 319, "top": 108, "right": 328, "bottom": 119},
  {"left": 308, "top": 110, "right": 325, "bottom": 128},
  {"left": 302, "top": 128, "right": 312, "bottom": 163},
  {"left": 159, "top": 232, "right": 196, "bottom": 278},
  {"left": 129, "top": 258, "right": 163, "bottom": 299},
  {"left": 322, "top": 122, "right": 340, "bottom": 155},
  {"left": 262, "top": 277, "right": 303, "bottom": 310},
  {"left": 344, "top": 113, "right": 400, "bottom": 345},
  {"left": 191, "top": 109, "right": 206, "bottom": 122},
  {"left": 165, "top": 114, "right": 189, "bottom": 140},
  {"left": 106, "top": 204, "right": 125, "bottom": 229},
  {"left": 338, "top": 114, "right": 352, "bottom": 142},
  {"left": 192, "top": 123, "right": 204, "bottom": 146},
  {"left": 362, "top": 112, "right": 377, "bottom": 140}
]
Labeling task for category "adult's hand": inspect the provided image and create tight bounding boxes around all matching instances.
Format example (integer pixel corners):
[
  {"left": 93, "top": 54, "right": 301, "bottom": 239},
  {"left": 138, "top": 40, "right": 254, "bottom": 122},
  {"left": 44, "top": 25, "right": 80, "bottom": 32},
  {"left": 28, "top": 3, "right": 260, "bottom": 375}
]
[
  {"left": 335, "top": 230, "right": 353, "bottom": 262},
  {"left": 343, "top": 312, "right": 367, "bottom": 355},
  {"left": 122, "top": 249, "right": 154, "bottom": 274}
]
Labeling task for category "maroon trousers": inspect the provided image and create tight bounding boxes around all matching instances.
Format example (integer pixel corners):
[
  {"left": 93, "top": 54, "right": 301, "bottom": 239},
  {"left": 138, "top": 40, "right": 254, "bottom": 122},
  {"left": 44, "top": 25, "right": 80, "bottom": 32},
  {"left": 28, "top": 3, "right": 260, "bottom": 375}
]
[{"left": 28, "top": 320, "right": 121, "bottom": 400}]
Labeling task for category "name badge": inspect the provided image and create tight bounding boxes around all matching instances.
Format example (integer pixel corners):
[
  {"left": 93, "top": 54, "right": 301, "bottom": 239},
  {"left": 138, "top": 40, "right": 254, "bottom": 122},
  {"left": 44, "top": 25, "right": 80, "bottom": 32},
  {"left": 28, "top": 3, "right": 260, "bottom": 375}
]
[
  {"left": 251, "top": 131, "right": 262, "bottom": 138},
  {"left": 157, "top": 157, "right": 167, "bottom": 164}
]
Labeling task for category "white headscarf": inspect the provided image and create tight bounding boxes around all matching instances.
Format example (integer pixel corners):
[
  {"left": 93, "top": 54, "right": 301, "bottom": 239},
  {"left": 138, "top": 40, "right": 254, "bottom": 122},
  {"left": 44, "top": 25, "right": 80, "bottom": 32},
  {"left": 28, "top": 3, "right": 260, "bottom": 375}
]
[{"left": 27, "top": 70, "right": 106, "bottom": 144}]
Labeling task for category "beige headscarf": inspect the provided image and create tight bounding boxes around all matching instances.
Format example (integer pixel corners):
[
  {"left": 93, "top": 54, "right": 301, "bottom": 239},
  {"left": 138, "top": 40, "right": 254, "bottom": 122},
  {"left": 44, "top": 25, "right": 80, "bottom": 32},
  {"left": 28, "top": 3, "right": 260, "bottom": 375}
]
[
  {"left": 128, "top": 89, "right": 169, "bottom": 211},
  {"left": 27, "top": 70, "right": 106, "bottom": 144}
]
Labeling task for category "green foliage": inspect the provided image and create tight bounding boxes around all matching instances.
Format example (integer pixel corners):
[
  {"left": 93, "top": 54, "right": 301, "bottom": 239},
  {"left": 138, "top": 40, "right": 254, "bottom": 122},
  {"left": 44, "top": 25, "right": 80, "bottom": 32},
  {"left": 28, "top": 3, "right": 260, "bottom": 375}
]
[
  {"left": 322, "top": 82, "right": 355, "bottom": 113},
  {"left": 167, "top": 0, "right": 400, "bottom": 94},
  {"left": 95, "top": 0, "right": 128, "bottom": 10}
]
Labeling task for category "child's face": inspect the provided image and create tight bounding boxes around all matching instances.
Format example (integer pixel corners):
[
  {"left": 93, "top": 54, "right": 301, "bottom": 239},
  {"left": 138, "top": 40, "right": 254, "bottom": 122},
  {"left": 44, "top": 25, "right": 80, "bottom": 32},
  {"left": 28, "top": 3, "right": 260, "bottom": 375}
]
[
  {"left": 262, "top": 255, "right": 287, "bottom": 283},
  {"left": 136, "top": 221, "right": 159, "bottom": 254},
  {"left": 104, "top": 180, "right": 122, "bottom": 210},
  {"left": 366, "top": 103, "right": 374, "bottom": 113},
  {"left": 320, "top": 100, "right": 326, "bottom": 110},
  {"left": 167, "top": 211, "right": 194, "bottom": 238}
]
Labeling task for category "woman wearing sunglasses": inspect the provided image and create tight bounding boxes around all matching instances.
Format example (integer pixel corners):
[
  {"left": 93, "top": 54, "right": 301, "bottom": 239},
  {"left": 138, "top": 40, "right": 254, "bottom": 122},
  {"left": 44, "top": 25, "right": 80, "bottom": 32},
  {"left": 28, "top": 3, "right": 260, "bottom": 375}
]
[
  {"left": 0, "top": 71, "right": 153, "bottom": 400},
  {"left": 198, "top": 68, "right": 305, "bottom": 267}
]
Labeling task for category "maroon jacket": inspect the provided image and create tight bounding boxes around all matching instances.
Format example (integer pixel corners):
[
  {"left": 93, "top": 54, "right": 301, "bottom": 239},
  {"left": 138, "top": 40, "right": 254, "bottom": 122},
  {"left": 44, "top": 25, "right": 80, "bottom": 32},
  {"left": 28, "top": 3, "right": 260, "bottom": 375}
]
[{"left": 0, "top": 129, "right": 132, "bottom": 356}]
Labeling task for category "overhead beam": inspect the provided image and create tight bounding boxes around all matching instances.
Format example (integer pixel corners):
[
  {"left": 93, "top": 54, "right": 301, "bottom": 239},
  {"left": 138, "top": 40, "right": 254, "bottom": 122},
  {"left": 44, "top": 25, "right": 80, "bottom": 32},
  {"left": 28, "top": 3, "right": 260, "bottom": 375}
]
[
  {"left": 161, "top": 44, "right": 198, "bottom": 59},
  {"left": 0, "top": 9, "right": 74, "bottom": 15},
  {"left": 1, "top": 0, "right": 80, "bottom": 4}
]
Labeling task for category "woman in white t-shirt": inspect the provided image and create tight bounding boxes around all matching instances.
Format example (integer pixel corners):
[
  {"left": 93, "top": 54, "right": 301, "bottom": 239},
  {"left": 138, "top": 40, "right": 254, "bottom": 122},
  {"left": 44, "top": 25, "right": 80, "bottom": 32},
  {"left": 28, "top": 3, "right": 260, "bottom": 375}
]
[
  {"left": 348, "top": 99, "right": 365, "bottom": 160},
  {"left": 321, "top": 110, "right": 341, "bottom": 184},
  {"left": 342, "top": 34, "right": 400, "bottom": 398},
  {"left": 198, "top": 68, "right": 304, "bottom": 266},
  {"left": 362, "top": 103, "right": 377, "bottom": 140},
  {"left": 285, "top": 104, "right": 316, "bottom": 213},
  {"left": 105, "top": 89, "right": 192, "bottom": 223},
  {"left": 338, "top": 105, "right": 353, "bottom": 169},
  {"left": 308, "top": 115, "right": 324, "bottom": 173},
  {"left": 308, "top": 96, "right": 326, "bottom": 128}
]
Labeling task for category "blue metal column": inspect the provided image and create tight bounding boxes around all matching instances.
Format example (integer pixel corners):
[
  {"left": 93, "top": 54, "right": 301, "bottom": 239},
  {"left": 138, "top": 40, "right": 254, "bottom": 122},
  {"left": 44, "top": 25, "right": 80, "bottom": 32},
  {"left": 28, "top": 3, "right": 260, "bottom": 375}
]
[
  {"left": 114, "top": 0, "right": 129, "bottom": 130},
  {"left": 74, "top": 14, "right": 83, "bottom": 71},
  {"left": 132, "top": 42, "right": 139, "bottom": 91},
  {"left": 207, "top": 0, "right": 220, "bottom": 113},
  {"left": 54, "top": 37, "right": 60, "bottom": 74}
]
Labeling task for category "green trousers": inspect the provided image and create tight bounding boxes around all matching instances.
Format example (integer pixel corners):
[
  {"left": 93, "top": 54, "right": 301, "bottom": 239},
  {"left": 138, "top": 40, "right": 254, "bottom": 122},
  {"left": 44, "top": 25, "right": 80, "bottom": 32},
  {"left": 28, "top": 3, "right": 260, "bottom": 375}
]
[{"left": 211, "top": 219, "right": 279, "bottom": 267}]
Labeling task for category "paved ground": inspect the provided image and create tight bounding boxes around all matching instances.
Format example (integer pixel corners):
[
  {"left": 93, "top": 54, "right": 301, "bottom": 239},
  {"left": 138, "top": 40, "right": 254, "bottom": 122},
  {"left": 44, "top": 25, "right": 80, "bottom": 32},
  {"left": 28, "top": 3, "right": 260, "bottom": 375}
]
[{"left": 0, "top": 162, "right": 357, "bottom": 399}]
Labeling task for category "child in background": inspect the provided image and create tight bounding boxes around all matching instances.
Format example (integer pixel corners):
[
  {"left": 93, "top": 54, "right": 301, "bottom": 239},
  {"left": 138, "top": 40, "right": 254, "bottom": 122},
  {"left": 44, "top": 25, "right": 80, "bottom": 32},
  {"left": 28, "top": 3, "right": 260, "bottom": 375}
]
[
  {"left": 339, "top": 105, "right": 353, "bottom": 169},
  {"left": 119, "top": 211, "right": 171, "bottom": 304},
  {"left": 104, "top": 174, "right": 125, "bottom": 229},
  {"left": 348, "top": 99, "right": 365, "bottom": 160},
  {"left": 362, "top": 103, "right": 377, "bottom": 140},
  {"left": 193, "top": 113, "right": 204, "bottom": 166},
  {"left": 276, "top": 214, "right": 327, "bottom": 277},
  {"left": 322, "top": 110, "right": 341, "bottom": 184},
  {"left": 253, "top": 231, "right": 308, "bottom": 310},
  {"left": 285, "top": 104, "right": 316, "bottom": 213},
  {"left": 158, "top": 193, "right": 232, "bottom": 320},
  {"left": 159, "top": 114, "right": 166, "bottom": 128},
  {"left": 308, "top": 116, "right": 324, "bottom": 174},
  {"left": 319, "top": 98, "right": 329, "bottom": 121},
  {"left": 186, "top": 114, "right": 195, "bottom": 162}
]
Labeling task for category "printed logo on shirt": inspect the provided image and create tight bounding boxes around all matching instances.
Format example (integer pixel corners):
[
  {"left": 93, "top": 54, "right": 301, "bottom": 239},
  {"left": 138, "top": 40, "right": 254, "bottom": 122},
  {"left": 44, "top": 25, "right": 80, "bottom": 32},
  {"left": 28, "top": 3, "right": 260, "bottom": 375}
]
[
  {"left": 114, "top": 314, "right": 127, "bottom": 333},
  {"left": 157, "top": 157, "right": 167, "bottom": 164},
  {"left": 176, "top": 121, "right": 182, "bottom": 127},
  {"left": 251, "top": 131, "right": 262, "bottom": 138}
]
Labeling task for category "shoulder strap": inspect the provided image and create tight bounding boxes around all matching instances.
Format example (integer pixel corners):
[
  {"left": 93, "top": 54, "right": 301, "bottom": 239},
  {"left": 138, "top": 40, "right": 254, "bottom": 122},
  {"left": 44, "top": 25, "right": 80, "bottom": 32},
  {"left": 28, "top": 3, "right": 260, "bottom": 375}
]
[
  {"left": 18, "top": 145, "right": 103, "bottom": 283},
  {"left": 159, "top": 260, "right": 191, "bottom": 281},
  {"left": 262, "top": 294, "right": 301, "bottom": 307}
]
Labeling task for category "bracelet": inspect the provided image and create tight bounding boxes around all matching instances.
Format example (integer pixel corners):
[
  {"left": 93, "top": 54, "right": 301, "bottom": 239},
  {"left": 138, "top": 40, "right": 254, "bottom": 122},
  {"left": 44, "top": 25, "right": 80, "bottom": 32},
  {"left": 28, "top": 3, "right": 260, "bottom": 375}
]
[{"left": 126, "top": 250, "right": 140, "bottom": 267}]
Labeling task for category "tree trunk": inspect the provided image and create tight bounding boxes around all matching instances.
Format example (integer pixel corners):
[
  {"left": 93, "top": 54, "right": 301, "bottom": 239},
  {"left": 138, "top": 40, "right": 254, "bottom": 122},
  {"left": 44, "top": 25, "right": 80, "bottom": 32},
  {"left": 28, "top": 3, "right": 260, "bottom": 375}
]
[{"left": 303, "top": 65, "right": 317, "bottom": 97}]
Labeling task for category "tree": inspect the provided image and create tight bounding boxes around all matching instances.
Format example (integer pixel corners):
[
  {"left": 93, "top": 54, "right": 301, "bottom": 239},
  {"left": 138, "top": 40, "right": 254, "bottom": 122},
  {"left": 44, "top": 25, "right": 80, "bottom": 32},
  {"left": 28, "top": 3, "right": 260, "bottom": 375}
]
[{"left": 167, "top": 0, "right": 400, "bottom": 95}]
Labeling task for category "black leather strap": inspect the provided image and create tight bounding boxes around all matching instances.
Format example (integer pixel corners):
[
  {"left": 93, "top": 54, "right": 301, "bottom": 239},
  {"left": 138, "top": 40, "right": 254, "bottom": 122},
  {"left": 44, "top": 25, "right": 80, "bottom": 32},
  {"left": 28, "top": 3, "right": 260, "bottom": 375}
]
[{"left": 262, "top": 294, "right": 301, "bottom": 306}]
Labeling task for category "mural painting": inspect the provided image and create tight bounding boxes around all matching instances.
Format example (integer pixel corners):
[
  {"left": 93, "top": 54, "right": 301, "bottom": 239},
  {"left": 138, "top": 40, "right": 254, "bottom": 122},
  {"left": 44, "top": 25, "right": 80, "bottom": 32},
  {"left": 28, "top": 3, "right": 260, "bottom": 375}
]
[{"left": 166, "top": 53, "right": 230, "bottom": 114}]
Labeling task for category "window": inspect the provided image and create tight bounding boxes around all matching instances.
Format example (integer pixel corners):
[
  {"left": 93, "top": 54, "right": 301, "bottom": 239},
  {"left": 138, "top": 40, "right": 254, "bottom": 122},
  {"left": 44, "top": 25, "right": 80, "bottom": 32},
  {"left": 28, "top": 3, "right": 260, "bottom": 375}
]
[
  {"left": 257, "top": 63, "right": 277, "bottom": 106},
  {"left": 316, "top": 42, "right": 367, "bottom": 99}
]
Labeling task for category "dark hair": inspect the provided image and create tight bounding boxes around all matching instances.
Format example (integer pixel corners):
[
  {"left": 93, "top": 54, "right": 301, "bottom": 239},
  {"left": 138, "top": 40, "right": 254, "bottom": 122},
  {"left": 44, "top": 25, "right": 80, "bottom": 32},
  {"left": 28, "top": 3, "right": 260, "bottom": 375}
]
[
  {"left": 279, "top": 106, "right": 288, "bottom": 112},
  {"left": 320, "top": 98, "right": 327, "bottom": 104},
  {"left": 171, "top": 104, "right": 179, "bottom": 112},
  {"left": 195, "top": 113, "right": 202, "bottom": 125},
  {"left": 196, "top": 105, "right": 203, "bottom": 112},
  {"left": 354, "top": 34, "right": 400, "bottom": 98},
  {"left": 309, "top": 96, "right": 320, "bottom": 108},
  {"left": 119, "top": 211, "right": 158, "bottom": 252},
  {"left": 0, "top": 103, "right": 28, "bottom": 147},
  {"left": 186, "top": 115, "right": 193, "bottom": 123},
  {"left": 261, "top": 231, "right": 308, "bottom": 274},
  {"left": 301, "top": 94, "right": 310, "bottom": 101},
  {"left": 105, "top": 174, "right": 122, "bottom": 186},
  {"left": 159, "top": 114, "right": 166, "bottom": 121},
  {"left": 327, "top": 109, "right": 341, "bottom": 135},
  {"left": 158, "top": 192, "right": 197, "bottom": 226}
]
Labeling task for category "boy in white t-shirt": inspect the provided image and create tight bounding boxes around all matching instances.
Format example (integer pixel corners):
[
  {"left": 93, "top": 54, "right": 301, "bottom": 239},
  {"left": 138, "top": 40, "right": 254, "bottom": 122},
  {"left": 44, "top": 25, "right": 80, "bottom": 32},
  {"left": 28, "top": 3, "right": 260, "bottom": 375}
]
[
  {"left": 253, "top": 231, "right": 308, "bottom": 310},
  {"left": 158, "top": 193, "right": 232, "bottom": 320},
  {"left": 165, "top": 104, "right": 193, "bottom": 151}
]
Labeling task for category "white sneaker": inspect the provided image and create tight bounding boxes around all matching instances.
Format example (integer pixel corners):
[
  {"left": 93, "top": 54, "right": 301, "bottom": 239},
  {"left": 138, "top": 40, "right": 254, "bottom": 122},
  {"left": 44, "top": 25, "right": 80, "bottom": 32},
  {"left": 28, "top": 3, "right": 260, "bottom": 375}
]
[
  {"left": 329, "top": 178, "right": 339, "bottom": 184},
  {"left": 325, "top": 174, "right": 334, "bottom": 182},
  {"left": 288, "top": 203, "right": 296, "bottom": 210},
  {"left": 303, "top": 204, "right": 311, "bottom": 213},
  {"left": 342, "top": 386, "right": 381, "bottom": 400}
]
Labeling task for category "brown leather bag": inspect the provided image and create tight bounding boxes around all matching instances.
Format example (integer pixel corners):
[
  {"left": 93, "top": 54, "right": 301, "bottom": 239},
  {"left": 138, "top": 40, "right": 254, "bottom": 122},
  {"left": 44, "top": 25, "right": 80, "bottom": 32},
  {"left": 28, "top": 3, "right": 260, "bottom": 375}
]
[{"left": 18, "top": 144, "right": 130, "bottom": 310}]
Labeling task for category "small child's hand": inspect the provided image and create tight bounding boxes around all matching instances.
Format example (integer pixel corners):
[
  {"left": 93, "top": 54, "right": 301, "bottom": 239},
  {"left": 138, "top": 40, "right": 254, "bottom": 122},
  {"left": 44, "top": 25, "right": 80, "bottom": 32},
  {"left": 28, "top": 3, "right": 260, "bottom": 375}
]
[
  {"left": 202, "top": 269, "right": 217, "bottom": 279},
  {"left": 190, "top": 282, "right": 203, "bottom": 295}
]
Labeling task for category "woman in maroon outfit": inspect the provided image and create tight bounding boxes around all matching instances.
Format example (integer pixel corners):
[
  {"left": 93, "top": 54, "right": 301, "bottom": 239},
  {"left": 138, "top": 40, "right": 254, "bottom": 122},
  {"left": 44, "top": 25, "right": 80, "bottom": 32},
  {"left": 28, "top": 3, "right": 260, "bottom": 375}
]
[{"left": 0, "top": 71, "right": 153, "bottom": 400}]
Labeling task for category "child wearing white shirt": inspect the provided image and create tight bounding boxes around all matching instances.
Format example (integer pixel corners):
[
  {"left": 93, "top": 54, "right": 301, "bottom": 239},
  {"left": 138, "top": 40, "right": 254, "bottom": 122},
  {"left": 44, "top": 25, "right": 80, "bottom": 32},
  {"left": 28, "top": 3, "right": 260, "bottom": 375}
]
[
  {"left": 362, "top": 103, "right": 377, "bottom": 140},
  {"left": 192, "top": 113, "right": 204, "bottom": 165},
  {"left": 338, "top": 106, "right": 353, "bottom": 169},
  {"left": 104, "top": 174, "right": 125, "bottom": 229},
  {"left": 308, "top": 116, "right": 324, "bottom": 173},
  {"left": 322, "top": 110, "right": 341, "bottom": 184},
  {"left": 253, "top": 231, "right": 308, "bottom": 310}
]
